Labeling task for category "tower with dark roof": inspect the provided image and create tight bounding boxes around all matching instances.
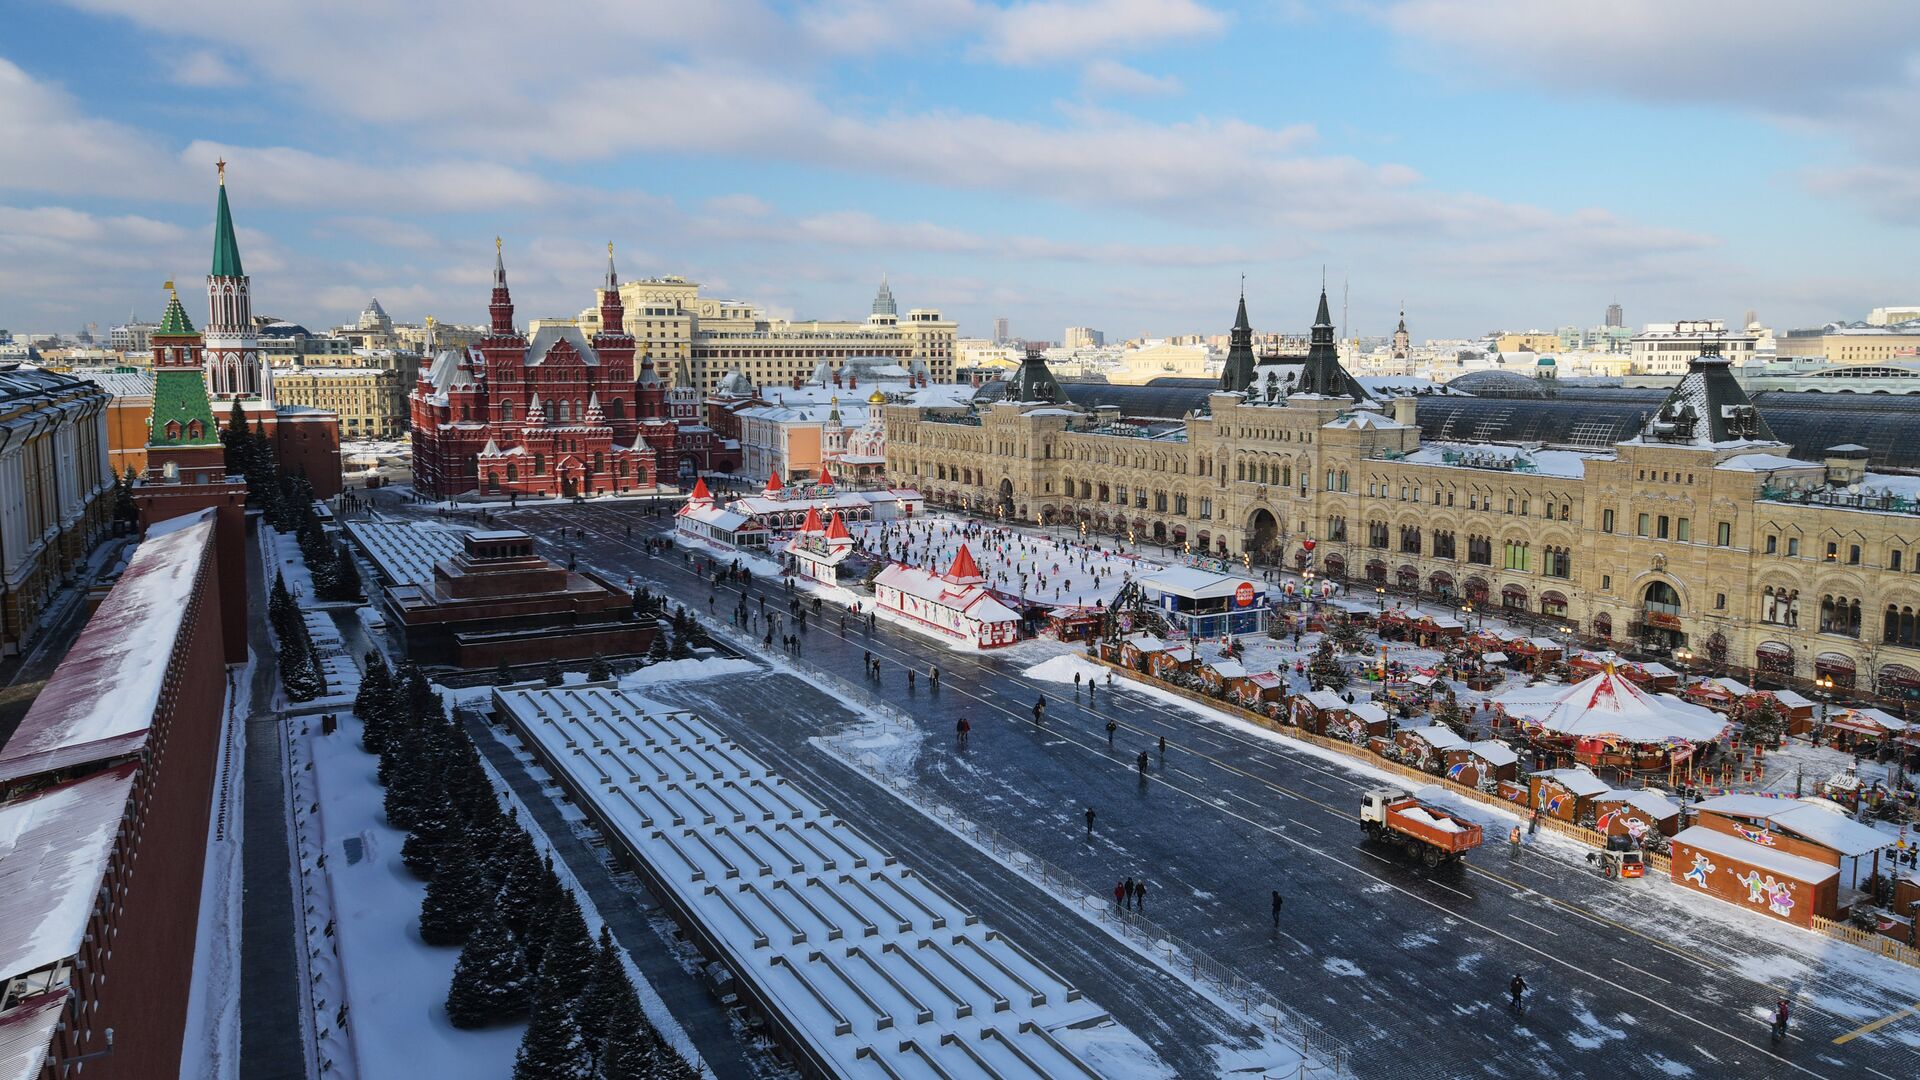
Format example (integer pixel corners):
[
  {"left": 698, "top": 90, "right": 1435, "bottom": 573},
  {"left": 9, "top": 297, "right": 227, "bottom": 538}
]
[
  {"left": 1638, "top": 344, "right": 1776, "bottom": 447},
  {"left": 1220, "top": 290, "right": 1257, "bottom": 393},
  {"left": 1295, "top": 287, "right": 1368, "bottom": 400},
  {"left": 1006, "top": 345, "right": 1063, "bottom": 404},
  {"left": 1392, "top": 306, "right": 1410, "bottom": 360}
]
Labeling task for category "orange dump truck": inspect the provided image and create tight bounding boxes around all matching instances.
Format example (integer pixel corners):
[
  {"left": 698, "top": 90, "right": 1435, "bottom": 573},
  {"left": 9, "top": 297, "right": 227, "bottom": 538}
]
[{"left": 1359, "top": 788, "right": 1485, "bottom": 866}]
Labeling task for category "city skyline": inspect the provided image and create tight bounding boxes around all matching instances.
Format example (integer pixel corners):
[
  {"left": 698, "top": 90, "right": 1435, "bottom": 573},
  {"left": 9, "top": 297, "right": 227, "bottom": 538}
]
[{"left": 2, "top": 2, "right": 1916, "bottom": 340}]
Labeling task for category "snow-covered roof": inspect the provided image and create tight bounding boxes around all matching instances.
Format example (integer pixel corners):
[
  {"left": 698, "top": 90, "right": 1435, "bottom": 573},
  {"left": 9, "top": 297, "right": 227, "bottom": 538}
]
[
  {"left": 1123, "top": 632, "right": 1168, "bottom": 652},
  {"left": 1481, "top": 651, "right": 1509, "bottom": 664},
  {"left": 0, "top": 764, "right": 137, "bottom": 984},
  {"left": 1137, "top": 566, "right": 1260, "bottom": 601},
  {"left": 1715, "top": 453, "right": 1820, "bottom": 473},
  {"left": 1322, "top": 410, "right": 1408, "bottom": 431},
  {"left": 1204, "top": 659, "right": 1247, "bottom": 678},
  {"left": 524, "top": 324, "right": 600, "bottom": 367},
  {"left": 1532, "top": 767, "right": 1610, "bottom": 798},
  {"left": 1711, "top": 677, "right": 1753, "bottom": 697},
  {"left": 1400, "top": 441, "right": 1595, "bottom": 479},
  {"left": 1691, "top": 796, "right": 1895, "bottom": 857},
  {"left": 496, "top": 687, "right": 1111, "bottom": 1077},
  {"left": 1598, "top": 788, "right": 1681, "bottom": 821},
  {"left": 1495, "top": 670, "right": 1727, "bottom": 745},
  {"left": 0, "top": 993, "right": 65, "bottom": 1080},
  {"left": 1769, "top": 689, "right": 1813, "bottom": 709},
  {"left": 680, "top": 504, "right": 757, "bottom": 533},
  {"left": 875, "top": 564, "right": 1020, "bottom": 625},
  {"left": 345, "top": 520, "right": 469, "bottom": 587},
  {"left": 0, "top": 512, "right": 215, "bottom": 784},
  {"left": 1301, "top": 689, "right": 1350, "bottom": 712},
  {"left": 1398, "top": 724, "right": 1468, "bottom": 752},
  {"left": 1350, "top": 701, "right": 1389, "bottom": 726},
  {"left": 1468, "top": 739, "right": 1519, "bottom": 767}
]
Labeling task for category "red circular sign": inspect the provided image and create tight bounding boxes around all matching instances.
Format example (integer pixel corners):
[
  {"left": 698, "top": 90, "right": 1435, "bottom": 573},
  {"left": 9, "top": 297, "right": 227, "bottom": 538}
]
[
  {"left": 1235, "top": 581, "right": 1256, "bottom": 607},
  {"left": 1302, "top": 540, "right": 1316, "bottom": 552}
]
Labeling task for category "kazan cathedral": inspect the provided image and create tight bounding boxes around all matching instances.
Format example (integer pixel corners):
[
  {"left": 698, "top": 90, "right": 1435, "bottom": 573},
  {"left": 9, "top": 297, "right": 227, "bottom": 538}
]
[{"left": 884, "top": 287, "right": 1920, "bottom": 704}]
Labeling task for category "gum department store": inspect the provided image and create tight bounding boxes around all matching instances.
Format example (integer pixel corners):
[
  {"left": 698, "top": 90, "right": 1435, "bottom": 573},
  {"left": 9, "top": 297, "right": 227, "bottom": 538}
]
[{"left": 883, "top": 288, "right": 1920, "bottom": 703}]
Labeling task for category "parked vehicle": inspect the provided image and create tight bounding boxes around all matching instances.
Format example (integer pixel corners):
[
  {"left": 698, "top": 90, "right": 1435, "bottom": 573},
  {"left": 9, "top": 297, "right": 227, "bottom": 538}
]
[{"left": 1360, "top": 788, "right": 1484, "bottom": 866}]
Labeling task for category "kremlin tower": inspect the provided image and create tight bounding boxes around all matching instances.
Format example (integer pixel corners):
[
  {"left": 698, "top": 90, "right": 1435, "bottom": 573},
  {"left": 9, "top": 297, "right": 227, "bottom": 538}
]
[{"left": 203, "top": 159, "right": 271, "bottom": 403}]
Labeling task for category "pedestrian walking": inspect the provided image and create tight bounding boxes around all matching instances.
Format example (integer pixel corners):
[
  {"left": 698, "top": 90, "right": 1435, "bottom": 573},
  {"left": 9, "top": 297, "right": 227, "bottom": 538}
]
[
  {"left": 1114, "top": 881, "right": 1127, "bottom": 910},
  {"left": 1132, "top": 879, "right": 1146, "bottom": 912},
  {"left": 1106, "top": 719, "right": 1118, "bottom": 746},
  {"left": 1771, "top": 997, "right": 1790, "bottom": 1042},
  {"left": 1271, "top": 890, "right": 1284, "bottom": 928},
  {"left": 1034, "top": 696, "right": 1047, "bottom": 723},
  {"left": 930, "top": 665, "right": 940, "bottom": 689},
  {"left": 956, "top": 716, "right": 971, "bottom": 747},
  {"left": 908, "top": 670, "right": 916, "bottom": 689},
  {"left": 1075, "top": 671, "right": 1082, "bottom": 693},
  {"left": 1136, "top": 750, "right": 1149, "bottom": 775},
  {"left": 1527, "top": 810, "right": 1541, "bottom": 838},
  {"left": 1508, "top": 825, "right": 1522, "bottom": 857},
  {"left": 1158, "top": 734, "right": 1166, "bottom": 758},
  {"left": 1508, "top": 974, "right": 1527, "bottom": 1010},
  {"left": 1085, "top": 806, "right": 1096, "bottom": 839}
]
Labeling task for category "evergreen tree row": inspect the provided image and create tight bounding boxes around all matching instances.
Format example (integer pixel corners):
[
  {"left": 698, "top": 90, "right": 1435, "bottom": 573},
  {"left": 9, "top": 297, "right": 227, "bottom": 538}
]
[
  {"left": 269, "top": 571, "right": 327, "bottom": 701},
  {"left": 352, "top": 653, "right": 701, "bottom": 1078}
]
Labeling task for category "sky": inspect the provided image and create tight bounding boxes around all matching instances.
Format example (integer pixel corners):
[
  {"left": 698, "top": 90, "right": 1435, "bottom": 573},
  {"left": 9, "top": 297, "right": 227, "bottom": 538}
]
[{"left": 1, "top": 1, "right": 1915, "bottom": 343}]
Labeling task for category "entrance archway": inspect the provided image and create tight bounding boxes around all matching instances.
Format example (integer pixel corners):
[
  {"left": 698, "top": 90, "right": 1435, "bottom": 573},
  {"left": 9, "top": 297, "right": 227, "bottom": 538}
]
[
  {"left": 1640, "top": 580, "right": 1685, "bottom": 651},
  {"left": 1247, "top": 508, "right": 1280, "bottom": 563},
  {"left": 998, "top": 478, "right": 1015, "bottom": 518}
]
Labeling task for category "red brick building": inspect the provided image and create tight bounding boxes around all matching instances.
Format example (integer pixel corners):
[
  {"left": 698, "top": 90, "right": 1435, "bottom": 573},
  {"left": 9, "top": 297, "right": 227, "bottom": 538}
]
[
  {"left": 410, "top": 244, "right": 725, "bottom": 499},
  {"left": 0, "top": 510, "right": 232, "bottom": 1080},
  {"left": 382, "top": 529, "right": 655, "bottom": 668}
]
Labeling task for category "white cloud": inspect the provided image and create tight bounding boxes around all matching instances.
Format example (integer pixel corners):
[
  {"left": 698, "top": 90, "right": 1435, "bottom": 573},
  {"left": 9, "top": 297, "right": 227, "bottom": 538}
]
[
  {"left": 978, "top": 0, "right": 1227, "bottom": 65},
  {"left": 0, "top": 58, "right": 181, "bottom": 197},
  {"left": 1802, "top": 164, "right": 1920, "bottom": 227},
  {"left": 1081, "top": 59, "right": 1184, "bottom": 97},
  {"left": 321, "top": 216, "right": 442, "bottom": 250},
  {"left": 181, "top": 141, "right": 561, "bottom": 211},
  {"left": 171, "top": 49, "right": 245, "bottom": 87}
]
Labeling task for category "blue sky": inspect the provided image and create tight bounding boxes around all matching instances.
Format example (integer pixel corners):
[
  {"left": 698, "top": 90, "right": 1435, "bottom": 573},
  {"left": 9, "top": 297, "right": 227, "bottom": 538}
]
[{"left": 2, "top": 1, "right": 1915, "bottom": 342}]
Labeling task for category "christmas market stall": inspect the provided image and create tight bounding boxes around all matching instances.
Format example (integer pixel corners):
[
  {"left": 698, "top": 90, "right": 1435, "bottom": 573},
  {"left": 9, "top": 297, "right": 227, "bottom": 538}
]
[
  {"left": 1766, "top": 689, "right": 1817, "bottom": 735},
  {"left": 785, "top": 508, "right": 856, "bottom": 584},
  {"left": 1289, "top": 689, "right": 1355, "bottom": 736},
  {"left": 1568, "top": 651, "right": 1680, "bottom": 691},
  {"left": 1392, "top": 724, "right": 1469, "bottom": 771},
  {"left": 1148, "top": 643, "right": 1198, "bottom": 682},
  {"left": 1505, "top": 636, "right": 1566, "bottom": 674},
  {"left": 1527, "top": 767, "right": 1610, "bottom": 823},
  {"left": 1681, "top": 677, "right": 1752, "bottom": 714},
  {"left": 1045, "top": 605, "right": 1104, "bottom": 643},
  {"left": 1197, "top": 657, "right": 1249, "bottom": 698},
  {"left": 1443, "top": 740, "right": 1520, "bottom": 789},
  {"left": 1822, "top": 707, "right": 1908, "bottom": 756},
  {"left": 872, "top": 545, "right": 1021, "bottom": 649},
  {"left": 1230, "top": 671, "right": 1286, "bottom": 711},
  {"left": 1593, "top": 788, "right": 1682, "bottom": 840},
  {"left": 1119, "top": 632, "right": 1169, "bottom": 672},
  {"left": 1494, "top": 668, "right": 1729, "bottom": 776},
  {"left": 1670, "top": 794, "right": 1896, "bottom": 926}
]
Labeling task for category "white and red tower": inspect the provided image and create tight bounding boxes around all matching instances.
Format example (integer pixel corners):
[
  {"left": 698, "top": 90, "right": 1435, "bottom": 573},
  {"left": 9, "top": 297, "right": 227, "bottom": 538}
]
[{"left": 203, "top": 160, "right": 271, "bottom": 403}]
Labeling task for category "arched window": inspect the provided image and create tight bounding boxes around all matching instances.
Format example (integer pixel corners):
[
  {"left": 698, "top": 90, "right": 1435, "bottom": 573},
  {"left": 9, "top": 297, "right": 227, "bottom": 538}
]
[
  {"left": 164, "top": 420, "right": 181, "bottom": 440},
  {"left": 186, "top": 420, "right": 204, "bottom": 439}
]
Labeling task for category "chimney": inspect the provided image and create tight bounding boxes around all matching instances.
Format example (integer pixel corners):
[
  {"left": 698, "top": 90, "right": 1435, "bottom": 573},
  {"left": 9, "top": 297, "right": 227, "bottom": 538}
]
[
  {"left": 1393, "top": 397, "right": 1416, "bottom": 426},
  {"left": 1823, "top": 444, "right": 1869, "bottom": 486}
]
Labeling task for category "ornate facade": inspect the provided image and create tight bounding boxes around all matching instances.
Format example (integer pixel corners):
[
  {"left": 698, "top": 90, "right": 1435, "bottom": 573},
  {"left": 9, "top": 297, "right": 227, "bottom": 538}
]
[
  {"left": 411, "top": 244, "right": 677, "bottom": 498},
  {"left": 0, "top": 369, "right": 112, "bottom": 656},
  {"left": 203, "top": 161, "right": 271, "bottom": 402},
  {"left": 886, "top": 289, "right": 1920, "bottom": 703}
]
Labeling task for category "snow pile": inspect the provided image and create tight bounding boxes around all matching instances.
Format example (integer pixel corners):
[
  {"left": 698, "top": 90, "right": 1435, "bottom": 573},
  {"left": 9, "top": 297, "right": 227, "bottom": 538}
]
[{"left": 616, "top": 657, "right": 757, "bottom": 688}]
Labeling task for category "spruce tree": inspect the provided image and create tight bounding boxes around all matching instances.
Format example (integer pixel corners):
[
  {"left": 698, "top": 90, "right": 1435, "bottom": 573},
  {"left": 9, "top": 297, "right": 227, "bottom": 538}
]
[
  {"left": 669, "top": 634, "right": 692, "bottom": 660},
  {"left": 402, "top": 775, "right": 456, "bottom": 877},
  {"left": 543, "top": 660, "right": 565, "bottom": 687},
  {"left": 445, "top": 891, "right": 532, "bottom": 1028},
  {"left": 420, "top": 829, "right": 487, "bottom": 946},
  {"left": 575, "top": 926, "right": 631, "bottom": 1063},
  {"left": 646, "top": 634, "right": 670, "bottom": 662},
  {"left": 588, "top": 655, "right": 613, "bottom": 682},
  {"left": 588, "top": 946, "right": 661, "bottom": 1080},
  {"left": 495, "top": 661, "right": 515, "bottom": 686},
  {"left": 496, "top": 831, "right": 549, "bottom": 943},
  {"left": 278, "top": 631, "right": 320, "bottom": 702},
  {"left": 537, "top": 891, "right": 597, "bottom": 997},
  {"left": 269, "top": 572, "right": 296, "bottom": 638},
  {"left": 356, "top": 654, "right": 396, "bottom": 753},
  {"left": 519, "top": 854, "right": 567, "bottom": 975},
  {"left": 1308, "top": 638, "right": 1348, "bottom": 691},
  {"left": 512, "top": 967, "right": 592, "bottom": 1080}
]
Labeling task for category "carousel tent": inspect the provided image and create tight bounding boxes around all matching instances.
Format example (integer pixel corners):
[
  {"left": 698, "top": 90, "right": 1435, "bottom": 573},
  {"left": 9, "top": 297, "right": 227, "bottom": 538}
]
[{"left": 1495, "top": 669, "right": 1728, "bottom": 744}]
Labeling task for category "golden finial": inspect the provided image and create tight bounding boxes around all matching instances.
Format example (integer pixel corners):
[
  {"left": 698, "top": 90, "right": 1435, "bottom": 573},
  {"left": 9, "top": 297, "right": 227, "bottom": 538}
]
[
  {"left": 425, "top": 314, "right": 436, "bottom": 328},
  {"left": 495, "top": 235, "right": 502, "bottom": 252},
  {"left": 608, "top": 240, "right": 614, "bottom": 256},
  {"left": 216, "top": 158, "right": 226, "bottom": 184},
  {"left": 163, "top": 279, "right": 175, "bottom": 294}
]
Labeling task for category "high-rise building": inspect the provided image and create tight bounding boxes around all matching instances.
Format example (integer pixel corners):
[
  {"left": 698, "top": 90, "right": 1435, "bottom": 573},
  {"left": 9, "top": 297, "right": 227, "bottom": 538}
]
[
  {"left": 1605, "top": 302, "right": 1624, "bottom": 328},
  {"left": 1063, "top": 326, "right": 1105, "bottom": 349},
  {"left": 872, "top": 277, "right": 898, "bottom": 318},
  {"left": 1630, "top": 320, "right": 1757, "bottom": 373},
  {"left": 993, "top": 317, "right": 1009, "bottom": 344}
]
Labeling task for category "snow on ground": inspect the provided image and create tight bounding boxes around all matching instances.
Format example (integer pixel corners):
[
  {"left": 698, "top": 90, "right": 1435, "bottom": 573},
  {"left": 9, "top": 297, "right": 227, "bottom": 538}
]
[
  {"left": 1027, "top": 655, "right": 1920, "bottom": 1044},
  {"left": 176, "top": 665, "right": 246, "bottom": 1080},
  {"left": 851, "top": 514, "right": 1144, "bottom": 609},
  {"left": 297, "top": 708, "right": 523, "bottom": 1079},
  {"left": 616, "top": 656, "right": 757, "bottom": 687}
]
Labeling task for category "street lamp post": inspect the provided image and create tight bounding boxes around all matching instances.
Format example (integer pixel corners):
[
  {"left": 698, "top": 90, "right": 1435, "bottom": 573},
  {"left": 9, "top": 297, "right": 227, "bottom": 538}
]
[
  {"left": 1376, "top": 585, "right": 1386, "bottom": 613},
  {"left": 1814, "top": 674, "right": 1835, "bottom": 745}
]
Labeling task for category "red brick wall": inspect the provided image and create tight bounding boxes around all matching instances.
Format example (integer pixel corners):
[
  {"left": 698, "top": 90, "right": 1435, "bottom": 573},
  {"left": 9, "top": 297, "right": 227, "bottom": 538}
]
[{"left": 54, "top": 525, "right": 228, "bottom": 1079}]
